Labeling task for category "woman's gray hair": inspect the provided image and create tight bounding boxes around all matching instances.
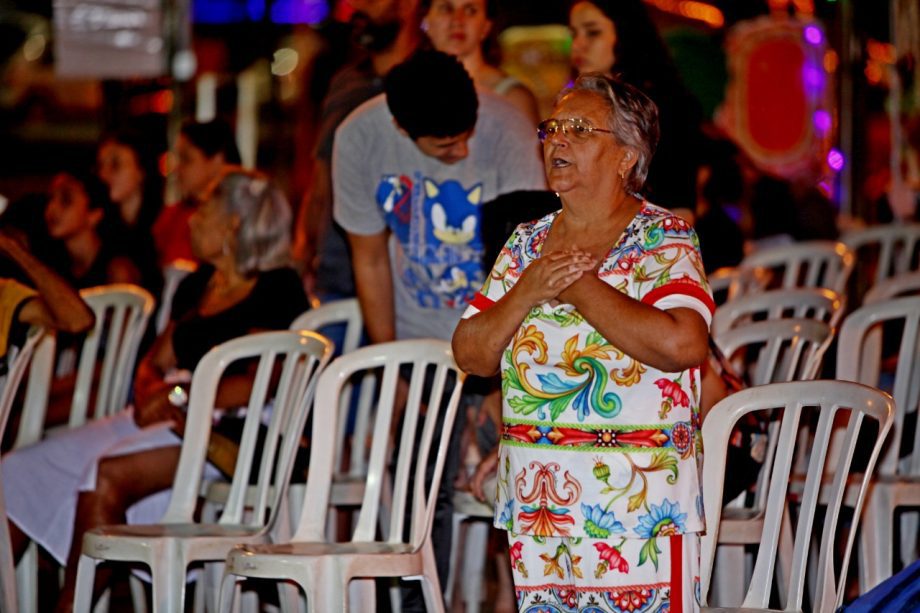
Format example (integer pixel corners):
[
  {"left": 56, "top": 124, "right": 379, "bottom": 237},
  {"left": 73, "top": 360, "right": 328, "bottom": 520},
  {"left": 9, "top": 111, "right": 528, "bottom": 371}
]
[
  {"left": 558, "top": 74, "right": 659, "bottom": 196},
  {"left": 212, "top": 168, "right": 292, "bottom": 276}
]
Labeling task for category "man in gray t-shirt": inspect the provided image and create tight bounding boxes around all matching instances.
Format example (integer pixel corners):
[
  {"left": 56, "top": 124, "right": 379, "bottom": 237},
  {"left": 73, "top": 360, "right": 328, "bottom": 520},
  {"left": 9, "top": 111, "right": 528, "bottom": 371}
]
[{"left": 333, "top": 49, "right": 545, "bottom": 345}]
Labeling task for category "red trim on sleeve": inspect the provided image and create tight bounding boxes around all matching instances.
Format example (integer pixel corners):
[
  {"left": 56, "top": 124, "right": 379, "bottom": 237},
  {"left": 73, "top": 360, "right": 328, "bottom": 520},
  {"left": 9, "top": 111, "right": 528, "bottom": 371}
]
[
  {"left": 469, "top": 292, "right": 496, "bottom": 312},
  {"left": 670, "top": 535, "right": 684, "bottom": 613},
  {"left": 641, "top": 280, "right": 716, "bottom": 315}
]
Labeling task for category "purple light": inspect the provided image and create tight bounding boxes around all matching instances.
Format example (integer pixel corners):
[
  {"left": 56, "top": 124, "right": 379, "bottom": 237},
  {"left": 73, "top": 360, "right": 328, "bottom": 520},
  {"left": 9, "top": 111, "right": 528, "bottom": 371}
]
[
  {"left": 802, "top": 64, "right": 824, "bottom": 93},
  {"left": 827, "top": 149, "right": 845, "bottom": 172},
  {"left": 813, "top": 110, "right": 832, "bottom": 133},
  {"left": 804, "top": 25, "right": 823, "bottom": 46}
]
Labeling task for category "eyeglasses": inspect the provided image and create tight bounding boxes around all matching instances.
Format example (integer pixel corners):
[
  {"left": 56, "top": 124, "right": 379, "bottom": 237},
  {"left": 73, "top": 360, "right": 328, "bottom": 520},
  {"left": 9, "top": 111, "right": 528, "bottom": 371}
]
[{"left": 537, "top": 117, "right": 614, "bottom": 143}]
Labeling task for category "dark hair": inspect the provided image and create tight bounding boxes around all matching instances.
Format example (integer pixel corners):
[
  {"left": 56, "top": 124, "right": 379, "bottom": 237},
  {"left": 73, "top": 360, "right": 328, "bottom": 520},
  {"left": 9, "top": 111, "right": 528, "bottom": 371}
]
[
  {"left": 56, "top": 168, "right": 112, "bottom": 212},
  {"left": 569, "top": 0, "right": 684, "bottom": 95},
  {"left": 98, "top": 129, "right": 164, "bottom": 227},
  {"left": 421, "top": 0, "right": 497, "bottom": 18},
  {"left": 180, "top": 119, "right": 242, "bottom": 165},
  {"left": 384, "top": 49, "right": 478, "bottom": 140}
]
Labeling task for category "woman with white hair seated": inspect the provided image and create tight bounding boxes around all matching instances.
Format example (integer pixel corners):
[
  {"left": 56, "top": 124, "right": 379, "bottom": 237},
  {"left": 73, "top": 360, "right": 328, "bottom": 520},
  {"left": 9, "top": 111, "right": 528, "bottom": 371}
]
[{"left": 2, "top": 168, "right": 309, "bottom": 612}]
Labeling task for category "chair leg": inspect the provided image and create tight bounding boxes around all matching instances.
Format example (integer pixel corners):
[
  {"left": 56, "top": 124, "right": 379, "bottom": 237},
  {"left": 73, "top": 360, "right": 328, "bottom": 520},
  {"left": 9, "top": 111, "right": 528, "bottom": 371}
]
[
  {"left": 74, "top": 554, "right": 98, "bottom": 613},
  {"left": 420, "top": 542, "right": 446, "bottom": 613},
  {"left": 302, "top": 561, "right": 347, "bottom": 613},
  {"left": 462, "top": 520, "right": 489, "bottom": 613},
  {"left": 130, "top": 575, "right": 149, "bottom": 613},
  {"left": 16, "top": 542, "right": 38, "bottom": 613},
  {"left": 150, "top": 548, "right": 187, "bottom": 613},
  {"left": 899, "top": 508, "right": 918, "bottom": 569},
  {"left": 711, "top": 545, "right": 745, "bottom": 607},
  {"left": 859, "top": 490, "right": 893, "bottom": 593},
  {"left": 277, "top": 581, "right": 302, "bottom": 613},
  {"left": 217, "top": 572, "right": 238, "bottom": 613},
  {"left": 445, "top": 511, "right": 465, "bottom": 605}
]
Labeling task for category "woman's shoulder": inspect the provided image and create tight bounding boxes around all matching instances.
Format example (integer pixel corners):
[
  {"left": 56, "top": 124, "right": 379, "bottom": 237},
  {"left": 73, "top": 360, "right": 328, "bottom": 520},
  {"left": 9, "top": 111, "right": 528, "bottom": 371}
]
[{"left": 636, "top": 201, "right": 695, "bottom": 232}]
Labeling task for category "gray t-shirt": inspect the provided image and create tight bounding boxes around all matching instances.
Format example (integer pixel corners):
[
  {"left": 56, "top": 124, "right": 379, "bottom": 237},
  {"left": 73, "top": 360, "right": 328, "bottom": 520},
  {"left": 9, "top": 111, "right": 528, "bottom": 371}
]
[{"left": 333, "top": 91, "right": 545, "bottom": 341}]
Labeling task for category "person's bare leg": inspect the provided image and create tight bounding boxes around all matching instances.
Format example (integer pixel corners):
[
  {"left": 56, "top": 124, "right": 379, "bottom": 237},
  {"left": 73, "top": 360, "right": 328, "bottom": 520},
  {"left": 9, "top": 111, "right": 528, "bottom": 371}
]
[{"left": 55, "top": 445, "right": 180, "bottom": 613}]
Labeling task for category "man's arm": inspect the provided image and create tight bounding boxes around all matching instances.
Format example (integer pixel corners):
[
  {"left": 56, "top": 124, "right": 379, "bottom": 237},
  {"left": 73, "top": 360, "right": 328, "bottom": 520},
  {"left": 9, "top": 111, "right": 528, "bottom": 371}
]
[
  {"left": 347, "top": 231, "right": 395, "bottom": 344},
  {"left": 0, "top": 234, "right": 95, "bottom": 333}
]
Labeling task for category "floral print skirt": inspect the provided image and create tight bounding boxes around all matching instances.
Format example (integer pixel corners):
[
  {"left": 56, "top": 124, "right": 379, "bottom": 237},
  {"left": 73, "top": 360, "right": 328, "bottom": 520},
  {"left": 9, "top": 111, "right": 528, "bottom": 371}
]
[{"left": 507, "top": 531, "right": 701, "bottom": 613}]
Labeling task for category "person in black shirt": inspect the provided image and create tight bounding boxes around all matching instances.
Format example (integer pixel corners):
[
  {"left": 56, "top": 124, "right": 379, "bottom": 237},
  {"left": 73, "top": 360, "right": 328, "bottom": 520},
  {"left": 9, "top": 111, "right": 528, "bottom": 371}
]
[{"left": 2, "top": 169, "right": 309, "bottom": 611}]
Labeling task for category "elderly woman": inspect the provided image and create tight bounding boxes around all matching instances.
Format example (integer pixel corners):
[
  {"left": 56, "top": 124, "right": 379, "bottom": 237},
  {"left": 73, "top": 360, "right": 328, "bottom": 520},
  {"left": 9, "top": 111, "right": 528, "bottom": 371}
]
[
  {"left": 453, "top": 75, "right": 713, "bottom": 611},
  {"left": 3, "top": 168, "right": 309, "bottom": 612}
]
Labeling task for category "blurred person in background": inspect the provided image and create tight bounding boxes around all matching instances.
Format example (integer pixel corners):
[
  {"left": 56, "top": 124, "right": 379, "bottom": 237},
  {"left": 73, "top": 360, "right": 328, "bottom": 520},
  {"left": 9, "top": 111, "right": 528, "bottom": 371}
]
[
  {"left": 568, "top": 0, "right": 703, "bottom": 221},
  {"left": 96, "top": 130, "right": 163, "bottom": 295},
  {"left": 293, "top": 0, "right": 423, "bottom": 301},
  {"left": 43, "top": 169, "right": 142, "bottom": 289},
  {"left": 422, "top": 0, "right": 540, "bottom": 125},
  {"left": 152, "top": 119, "right": 241, "bottom": 266},
  {"left": 3, "top": 168, "right": 309, "bottom": 612}
]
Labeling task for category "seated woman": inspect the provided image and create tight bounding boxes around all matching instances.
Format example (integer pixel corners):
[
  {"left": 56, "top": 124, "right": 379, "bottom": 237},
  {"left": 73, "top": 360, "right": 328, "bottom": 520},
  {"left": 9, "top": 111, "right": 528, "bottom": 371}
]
[
  {"left": 152, "top": 119, "right": 241, "bottom": 266},
  {"left": 2, "top": 168, "right": 309, "bottom": 612},
  {"left": 43, "top": 169, "right": 142, "bottom": 288},
  {"left": 96, "top": 130, "right": 164, "bottom": 295}
]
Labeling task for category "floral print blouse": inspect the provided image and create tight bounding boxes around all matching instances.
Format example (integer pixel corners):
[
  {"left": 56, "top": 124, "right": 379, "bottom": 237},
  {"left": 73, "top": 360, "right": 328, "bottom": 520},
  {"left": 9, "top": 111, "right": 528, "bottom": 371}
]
[{"left": 462, "top": 203, "right": 714, "bottom": 557}]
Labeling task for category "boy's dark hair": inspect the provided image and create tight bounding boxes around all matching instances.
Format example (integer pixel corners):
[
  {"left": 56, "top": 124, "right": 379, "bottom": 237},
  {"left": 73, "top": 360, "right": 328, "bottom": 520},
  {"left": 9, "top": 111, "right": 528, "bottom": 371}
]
[
  {"left": 180, "top": 119, "right": 242, "bottom": 165},
  {"left": 384, "top": 49, "right": 478, "bottom": 140}
]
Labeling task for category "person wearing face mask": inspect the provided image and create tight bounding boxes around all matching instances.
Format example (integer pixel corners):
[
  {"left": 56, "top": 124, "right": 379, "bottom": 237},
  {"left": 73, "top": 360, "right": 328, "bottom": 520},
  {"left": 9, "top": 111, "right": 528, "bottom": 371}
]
[
  {"left": 293, "top": 0, "right": 423, "bottom": 302},
  {"left": 569, "top": 0, "right": 703, "bottom": 222},
  {"left": 422, "top": 0, "right": 540, "bottom": 126}
]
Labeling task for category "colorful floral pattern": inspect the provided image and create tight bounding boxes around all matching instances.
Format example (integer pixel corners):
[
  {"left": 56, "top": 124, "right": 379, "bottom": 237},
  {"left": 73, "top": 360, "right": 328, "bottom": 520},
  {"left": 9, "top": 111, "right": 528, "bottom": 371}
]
[
  {"left": 465, "top": 203, "right": 713, "bottom": 592},
  {"left": 465, "top": 205, "right": 712, "bottom": 543},
  {"left": 508, "top": 532, "right": 702, "bottom": 613}
]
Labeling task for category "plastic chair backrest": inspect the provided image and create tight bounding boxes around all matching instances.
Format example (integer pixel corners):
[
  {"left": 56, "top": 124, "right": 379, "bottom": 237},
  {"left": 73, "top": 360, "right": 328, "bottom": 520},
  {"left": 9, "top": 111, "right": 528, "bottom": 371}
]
[
  {"left": 836, "top": 295, "right": 920, "bottom": 477},
  {"left": 710, "top": 266, "right": 771, "bottom": 305},
  {"left": 162, "top": 330, "right": 332, "bottom": 527},
  {"left": 864, "top": 270, "right": 920, "bottom": 305},
  {"left": 156, "top": 259, "right": 197, "bottom": 334},
  {"left": 842, "top": 223, "right": 920, "bottom": 287},
  {"left": 289, "top": 298, "right": 372, "bottom": 478},
  {"left": 290, "top": 298, "right": 363, "bottom": 354},
  {"left": 712, "top": 287, "right": 844, "bottom": 338},
  {"left": 290, "top": 339, "right": 465, "bottom": 550},
  {"left": 700, "top": 380, "right": 894, "bottom": 611},
  {"left": 734, "top": 240, "right": 855, "bottom": 295},
  {"left": 714, "top": 318, "right": 833, "bottom": 387},
  {"left": 71, "top": 285, "right": 155, "bottom": 426},
  {"left": 0, "top": 328, "right": 43, "bottom": 613},
  {"left": 14, "top": 284, "right": 155, "bottom": 445}
]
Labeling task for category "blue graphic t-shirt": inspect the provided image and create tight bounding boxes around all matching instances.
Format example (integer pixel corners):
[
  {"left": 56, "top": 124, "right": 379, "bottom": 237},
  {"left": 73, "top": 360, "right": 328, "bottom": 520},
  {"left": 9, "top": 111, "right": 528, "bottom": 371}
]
[{"left": 333, "top": 92, "right": 545, "bottom": 341}]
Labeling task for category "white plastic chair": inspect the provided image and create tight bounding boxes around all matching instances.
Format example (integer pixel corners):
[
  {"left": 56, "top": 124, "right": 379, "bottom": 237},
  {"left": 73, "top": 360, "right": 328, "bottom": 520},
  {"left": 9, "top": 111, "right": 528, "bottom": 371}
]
[
  {"left": 156, "top": 260, "right": 197, "bottom": 334},
  {"left": 72, "top": 330, "right": 333, "bottom": 613},
  {"left": 714, "top": 318, "right": 834, "bottom": 389},
  {"left": 13, "top": 284, "right": 154, "bottom": 612},
  {"left": 841, "top": 222, "right": 920, "bottom": 287},
  {"left": 834, "top": 295, "right": 920, "bottom": 591},
  {"left": 863, "top": 270, "right": 920, "bottom": 304},
  {"left": 707, "top": 318, "right": 834, "bottom": 607},
  {"left": 0, "top": 328, "right": 44, "bottom": 613},
  {"left": 709, "top": 265, "right": 770, "bottom": 305},
  {"left": 218, "top": 339, "right": 466, "bottom": 613},
  {"left": 700, "top": 380, "right": 894, "bottom": 612},
  {"left": 712, "top": 287, "right": 844, "bottom": 339},
  {"left": 733, "top": 240, "right": 855, "bottom": 296}
]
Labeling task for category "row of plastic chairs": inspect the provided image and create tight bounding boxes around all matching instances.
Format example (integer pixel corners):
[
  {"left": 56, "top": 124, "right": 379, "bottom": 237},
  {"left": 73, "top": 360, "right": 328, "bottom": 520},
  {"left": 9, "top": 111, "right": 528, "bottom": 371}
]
[
  {"left": 709, "top": 222, "right": 920, "bottom": 307},
  {"left": 705, "top": 282, "right": 920, "bottom": 606}
]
